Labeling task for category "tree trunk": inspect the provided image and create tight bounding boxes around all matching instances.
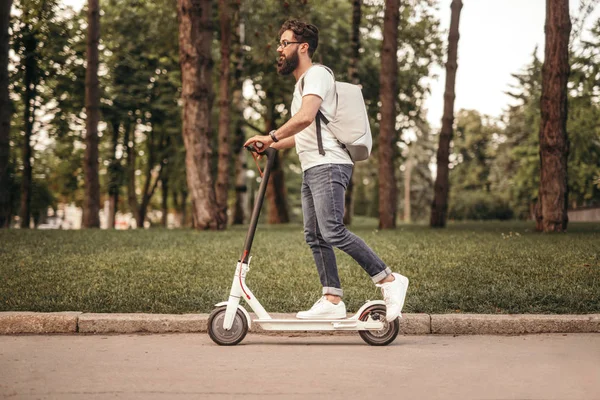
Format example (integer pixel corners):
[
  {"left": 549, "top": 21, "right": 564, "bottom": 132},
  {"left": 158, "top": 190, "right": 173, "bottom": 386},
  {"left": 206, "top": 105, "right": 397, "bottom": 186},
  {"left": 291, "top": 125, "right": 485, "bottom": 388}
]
[
  {"left": 125, "top": 123, "right": 139, "bottom": 227},
  {"left": 107, "top": 120, "right": 120, "bottom": 229},
  {"left": 161, "top": 174, "right": 168, "bottom": 227},
  {"left": 348, "top": 0, "right": 361, "bottom": 85},
  {"left": 378, "top": 0, "right": 400, "bottom": 230},
  {"left": 344, "top": 0, "right": 361, "bottom": 226},
  {"left": 19, "top": 30, "right": 37, "bottom": 229},
  {"left": 266, "top": 151, "right": 290, "bottom": 224},
  {"left": 404, "top": 158, "right": 412, "bottom": 223},
  {"left": 430, "top": 0, "right": 462, "bottom": 228},
  {"left": 233, "top": 146, "right": 247, "bottom": 224},
  {"left": 180, "top": 189, "right": 187, "bottom": 227},
  {"left": 0, "top": 0, "right": 13, "bottom": 228},
  {"left": 83, "top": 0, "right": 101, "bottom": 228},
  {"left": 215, "top": 0, "right": 233, "bottom": 224},
  {"left": 264, "top": 100, "right": 289, "bottom": 224},
  {"left": 138, "top": 163, "right": 163, "bottom": 229},
  {"left": 19, "top": 86, "right": 33, "bottom": 229},
  {"left": 177, "top": 0, "right": 224, "bottom": 230},
  {"left": 536, "top": 0, "right": 571, "bottom": 232},
  {"left": 232, "top": 4, "right": 246, "bottom": 225},
  {"left": 137, "top": 128, "right": 158, "bottom": 228}
]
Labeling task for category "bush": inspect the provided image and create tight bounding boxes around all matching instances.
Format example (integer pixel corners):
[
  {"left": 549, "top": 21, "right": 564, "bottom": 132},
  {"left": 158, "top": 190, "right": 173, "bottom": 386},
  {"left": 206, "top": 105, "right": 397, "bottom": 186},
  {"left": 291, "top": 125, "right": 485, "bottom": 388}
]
[{"left": 449, "top": 191, "right": 514, "bottom": 220}]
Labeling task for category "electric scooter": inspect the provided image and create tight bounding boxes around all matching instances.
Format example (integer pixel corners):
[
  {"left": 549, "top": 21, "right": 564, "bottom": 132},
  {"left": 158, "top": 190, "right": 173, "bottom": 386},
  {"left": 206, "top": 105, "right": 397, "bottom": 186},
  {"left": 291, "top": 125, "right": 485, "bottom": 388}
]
[{"left": 207, "top": 144, "right": 400, "bottom": 346}]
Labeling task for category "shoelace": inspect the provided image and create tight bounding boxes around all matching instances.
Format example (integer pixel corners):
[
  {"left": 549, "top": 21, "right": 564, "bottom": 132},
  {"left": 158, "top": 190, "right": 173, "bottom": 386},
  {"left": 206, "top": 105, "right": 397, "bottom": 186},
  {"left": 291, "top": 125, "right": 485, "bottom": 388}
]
[
  {"left": 381, "top": 287, "right": 389, "bottom": 300},
  {"left": 311, "top": 297, "right": 327, "bottom": 310}
]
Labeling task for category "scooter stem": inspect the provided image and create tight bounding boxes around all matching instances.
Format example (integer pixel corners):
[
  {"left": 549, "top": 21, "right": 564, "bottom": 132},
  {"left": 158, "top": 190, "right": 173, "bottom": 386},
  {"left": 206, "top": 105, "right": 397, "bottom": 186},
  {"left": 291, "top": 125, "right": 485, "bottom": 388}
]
[{"left": 241, "top": 147, "right": 277, "bottom": 260}]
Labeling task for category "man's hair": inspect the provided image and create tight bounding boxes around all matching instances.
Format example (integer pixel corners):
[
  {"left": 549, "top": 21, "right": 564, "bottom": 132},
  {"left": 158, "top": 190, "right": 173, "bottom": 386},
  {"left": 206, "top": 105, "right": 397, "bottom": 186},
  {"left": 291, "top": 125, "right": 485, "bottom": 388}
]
[{"left": 278, "top": 19, "right": 319, "bottom": 58}]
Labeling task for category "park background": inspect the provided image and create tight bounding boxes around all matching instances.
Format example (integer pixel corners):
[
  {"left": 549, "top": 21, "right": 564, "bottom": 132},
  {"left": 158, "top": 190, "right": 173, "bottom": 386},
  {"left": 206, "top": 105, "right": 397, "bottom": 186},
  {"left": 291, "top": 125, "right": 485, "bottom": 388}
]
[{"left": 0, "top": 0, "right": 598, "bottom": 314}]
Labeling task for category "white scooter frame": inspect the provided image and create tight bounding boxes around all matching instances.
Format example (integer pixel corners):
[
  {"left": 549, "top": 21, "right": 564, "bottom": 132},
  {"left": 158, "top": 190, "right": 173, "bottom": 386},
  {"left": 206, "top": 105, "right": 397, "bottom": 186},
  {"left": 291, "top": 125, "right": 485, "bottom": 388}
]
[
  {"left": 207, "top": 145, "right": 400, "bottom": 346},
  {"left": 218, "top": 258, "right": 387, "bottom": 331}
]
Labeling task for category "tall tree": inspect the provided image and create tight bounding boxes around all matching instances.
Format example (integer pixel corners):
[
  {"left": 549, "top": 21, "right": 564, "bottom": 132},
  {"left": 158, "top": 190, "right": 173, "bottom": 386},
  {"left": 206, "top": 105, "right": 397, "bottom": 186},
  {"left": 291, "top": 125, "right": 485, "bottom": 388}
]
[
  {"left": 344, "top": 0, "right": 361, "bottom": 225},
  {"left": 82, "top": 0, "right": 101, "bottom": 228},
  {"left": 106, "top": 120, "right": 121, "bottom": 229},
  {"left": 264, "top": 91, "right": 290, "bottom": 224},
  {"left": 177, "top": 0, "right": 224, "bottom": 230},
  {"left": 232, "top": 7, "right": 247, "bottom": 225},
  {"left": 0, "top": 0, "right": 12, "bottom": 228},
  {"left": 378, "top": 0, "right": 400, "bottom": 229},
  {"left": 430, "top": 0, "right": 462, "bottom": 228},
  {"left": 13, "top": 0, "right": 61, "bottom": 228},
  {"left": 536, "top": 0, "right": 571, "bottom": 232},
  {"left": 216, "top": 0, "right": 233, "bottom": 224},
  {"left": 17, "top": 2, "right": 39, "bottom": 228}
]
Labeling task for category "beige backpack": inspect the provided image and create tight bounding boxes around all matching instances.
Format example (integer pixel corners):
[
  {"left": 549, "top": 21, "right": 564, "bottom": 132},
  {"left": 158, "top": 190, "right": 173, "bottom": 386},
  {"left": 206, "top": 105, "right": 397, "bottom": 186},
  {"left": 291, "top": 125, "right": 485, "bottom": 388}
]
[{"left": 300, "top": 65, "right": 373, "bottom": 161}]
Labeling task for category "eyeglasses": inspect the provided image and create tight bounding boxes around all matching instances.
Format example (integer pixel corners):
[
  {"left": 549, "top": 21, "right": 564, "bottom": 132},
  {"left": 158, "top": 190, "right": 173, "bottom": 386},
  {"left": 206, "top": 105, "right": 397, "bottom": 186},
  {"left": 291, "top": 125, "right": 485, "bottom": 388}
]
[{"left": 277, "top": 40, "right": 305, "bottom": 49}]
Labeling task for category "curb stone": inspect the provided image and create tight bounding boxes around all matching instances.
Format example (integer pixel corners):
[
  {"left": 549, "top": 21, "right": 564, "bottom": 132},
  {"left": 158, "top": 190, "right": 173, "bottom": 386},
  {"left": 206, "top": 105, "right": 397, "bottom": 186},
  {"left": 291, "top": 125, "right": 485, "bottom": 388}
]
[
  {"left": 0, "top": 312, "right": 81, "bottom": 334},
  {"left": 431, "top": 314, "right": 600, "bottom": 334},
  {"left": 1, "top": 312, "right": 599, "bottom": 335},
  {"left": 78, "top": 313, "right": 210, "bottom": 334}
]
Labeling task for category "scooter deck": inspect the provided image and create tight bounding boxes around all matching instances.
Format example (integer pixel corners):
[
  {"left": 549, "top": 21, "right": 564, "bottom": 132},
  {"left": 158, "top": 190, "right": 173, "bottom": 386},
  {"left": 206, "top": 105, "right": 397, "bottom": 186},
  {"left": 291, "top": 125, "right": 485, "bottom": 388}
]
[{"left": 254, "top": 318, "right": 385, "bottom": 331}]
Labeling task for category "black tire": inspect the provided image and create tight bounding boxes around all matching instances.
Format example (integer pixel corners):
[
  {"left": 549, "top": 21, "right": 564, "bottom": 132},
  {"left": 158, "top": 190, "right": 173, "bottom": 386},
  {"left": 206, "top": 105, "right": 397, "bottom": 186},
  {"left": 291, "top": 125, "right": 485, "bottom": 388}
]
[
  {"left": 358, "top": 304, "right": 400, "bottom": 346},
  {"left": 207, "top": 305, "right": 249, "bottom": 346}
]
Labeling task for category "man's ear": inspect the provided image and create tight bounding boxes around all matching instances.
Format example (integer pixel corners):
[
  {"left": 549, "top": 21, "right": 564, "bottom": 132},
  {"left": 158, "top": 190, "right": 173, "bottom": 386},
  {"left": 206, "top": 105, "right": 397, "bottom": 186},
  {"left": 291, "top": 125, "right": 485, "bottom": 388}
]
[{"left": 300, "top": 43, "right": 310, "bottom": 55}]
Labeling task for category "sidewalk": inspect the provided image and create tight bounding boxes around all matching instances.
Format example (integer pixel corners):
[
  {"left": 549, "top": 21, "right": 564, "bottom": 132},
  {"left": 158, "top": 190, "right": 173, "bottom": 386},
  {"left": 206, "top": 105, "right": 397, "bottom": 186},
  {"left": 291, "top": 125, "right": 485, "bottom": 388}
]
[
  {"left": 1, "top": 312, "right": 599, "bottom": 335},
  {"left": 4, "top": 334, "right": 600, "bottom": 399}
]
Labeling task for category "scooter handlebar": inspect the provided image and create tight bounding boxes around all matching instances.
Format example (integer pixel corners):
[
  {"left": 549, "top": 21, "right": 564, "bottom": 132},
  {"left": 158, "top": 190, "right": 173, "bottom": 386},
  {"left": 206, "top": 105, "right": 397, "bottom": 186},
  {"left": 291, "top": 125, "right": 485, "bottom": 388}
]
[{"left": 244, "top": 144, "right": 277, "bottom": 158}]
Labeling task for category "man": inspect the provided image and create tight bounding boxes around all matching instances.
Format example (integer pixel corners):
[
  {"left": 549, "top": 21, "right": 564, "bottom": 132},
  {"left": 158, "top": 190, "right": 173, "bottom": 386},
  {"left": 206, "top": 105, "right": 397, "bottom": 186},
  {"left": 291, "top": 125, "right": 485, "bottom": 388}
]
[{"left": 244, "top": 19, "right": 409, "bottom": 322}]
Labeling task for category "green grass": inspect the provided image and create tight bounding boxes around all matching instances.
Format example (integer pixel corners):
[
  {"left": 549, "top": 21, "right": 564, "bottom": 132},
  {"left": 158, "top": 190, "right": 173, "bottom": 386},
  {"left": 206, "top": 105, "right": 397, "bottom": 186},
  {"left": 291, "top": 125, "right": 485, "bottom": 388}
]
[{"left": 1, "top": 219, "right": 599, "bottom": 314}]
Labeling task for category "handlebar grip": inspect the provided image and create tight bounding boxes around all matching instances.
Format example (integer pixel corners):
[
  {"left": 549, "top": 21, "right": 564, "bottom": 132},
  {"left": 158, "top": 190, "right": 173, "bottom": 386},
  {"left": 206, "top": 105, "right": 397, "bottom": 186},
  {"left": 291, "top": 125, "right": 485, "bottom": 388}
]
[{"left": 245, "top": 141, "right": 266, "bottom": 154}]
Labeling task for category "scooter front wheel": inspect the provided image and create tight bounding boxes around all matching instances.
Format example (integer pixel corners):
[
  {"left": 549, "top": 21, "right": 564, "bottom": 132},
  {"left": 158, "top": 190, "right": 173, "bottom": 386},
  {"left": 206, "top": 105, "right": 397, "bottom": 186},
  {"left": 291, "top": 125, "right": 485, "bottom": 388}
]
[
  {"left": 207, "top": 305, "right": 249, "bottom": 346},
  {"left": 358, "top": 304, "right": 399, "bottom": 346}
]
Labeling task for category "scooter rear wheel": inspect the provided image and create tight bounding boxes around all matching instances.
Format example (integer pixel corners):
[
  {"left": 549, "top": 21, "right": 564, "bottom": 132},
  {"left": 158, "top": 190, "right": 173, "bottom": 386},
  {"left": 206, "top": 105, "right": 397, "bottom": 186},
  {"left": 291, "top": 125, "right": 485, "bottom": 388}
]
[
  {"left": 358, "top": 304, "right": 399, "bottom": 346},
  {"left": 207, "top": 305, "right": 249, "bottom": 346}
]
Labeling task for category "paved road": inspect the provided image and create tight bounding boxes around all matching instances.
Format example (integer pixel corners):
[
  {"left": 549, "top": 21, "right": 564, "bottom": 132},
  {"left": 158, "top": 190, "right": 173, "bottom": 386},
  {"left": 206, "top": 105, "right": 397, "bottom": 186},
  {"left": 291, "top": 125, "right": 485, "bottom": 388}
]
[{"left": 1, "top": 333, "right": 599, "bottom": 399}]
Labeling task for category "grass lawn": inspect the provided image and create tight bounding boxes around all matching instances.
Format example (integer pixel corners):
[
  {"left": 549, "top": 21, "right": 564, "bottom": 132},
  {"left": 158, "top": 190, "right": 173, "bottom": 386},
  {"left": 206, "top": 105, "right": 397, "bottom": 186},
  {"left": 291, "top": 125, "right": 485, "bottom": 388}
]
[{"left": 1, "top": 219, "right": 599, "bottom": 314}]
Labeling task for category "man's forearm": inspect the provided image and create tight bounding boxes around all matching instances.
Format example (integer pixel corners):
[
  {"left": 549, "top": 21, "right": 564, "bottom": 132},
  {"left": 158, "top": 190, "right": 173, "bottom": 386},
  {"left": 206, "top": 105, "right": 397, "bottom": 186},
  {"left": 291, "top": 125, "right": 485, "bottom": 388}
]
[
  {"left": 272, "top": 136, "right": 295, "bottom": 150},
  {"left": 272, "top": 110, "right": 312, "bottom": 141}
]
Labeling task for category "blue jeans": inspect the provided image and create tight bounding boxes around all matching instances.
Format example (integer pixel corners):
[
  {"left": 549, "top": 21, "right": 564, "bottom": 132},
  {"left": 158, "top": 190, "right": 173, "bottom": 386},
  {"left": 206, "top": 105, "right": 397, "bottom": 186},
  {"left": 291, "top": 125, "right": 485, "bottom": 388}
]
[{"left": 302, "top": 163, "right": 392, "bottom": 297}]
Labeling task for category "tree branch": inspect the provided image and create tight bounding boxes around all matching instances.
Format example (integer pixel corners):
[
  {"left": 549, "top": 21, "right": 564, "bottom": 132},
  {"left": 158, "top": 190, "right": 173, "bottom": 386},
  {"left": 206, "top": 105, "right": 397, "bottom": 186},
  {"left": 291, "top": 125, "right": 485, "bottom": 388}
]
[{"left": 244, "top": 120, "right": 265, "bottom": 135}]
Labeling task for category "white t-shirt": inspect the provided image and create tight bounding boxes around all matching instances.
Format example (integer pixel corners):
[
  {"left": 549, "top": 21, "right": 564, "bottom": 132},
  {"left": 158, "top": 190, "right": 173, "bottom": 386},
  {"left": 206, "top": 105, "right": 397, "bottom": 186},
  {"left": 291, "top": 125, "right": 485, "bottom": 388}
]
[{"left": 292, "top": 65, "right": 353, "bottom": 172}]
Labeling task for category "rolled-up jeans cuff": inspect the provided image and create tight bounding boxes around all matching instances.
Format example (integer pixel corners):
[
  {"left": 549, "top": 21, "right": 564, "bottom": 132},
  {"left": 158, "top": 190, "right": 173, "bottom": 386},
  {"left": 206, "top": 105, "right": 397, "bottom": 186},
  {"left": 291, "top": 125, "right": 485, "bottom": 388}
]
[
  {"left": 371, "top": 267, "right": 392, "bottom": 284},
  {"left": 322, "top": 286, "right": 344, "bottom": 297}
]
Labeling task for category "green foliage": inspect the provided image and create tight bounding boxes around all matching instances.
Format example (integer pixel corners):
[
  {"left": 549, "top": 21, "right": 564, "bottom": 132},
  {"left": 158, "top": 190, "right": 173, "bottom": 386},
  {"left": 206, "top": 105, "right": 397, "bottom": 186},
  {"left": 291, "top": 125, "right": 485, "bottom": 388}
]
[
  {"left": 8, "top": 0, "right": 81, "bottom": 214},
  {"left": 100, "top": 0, "right": 183, "bottom": 212},
  {"left": 567, "top": 19, "right": 600, "bottom": 206},
  {"left": 1, "top": 222, "right": 599, "bottom": 313},
  {"left": 481, "top": 24, "right": 600, "bottom": 218},
  {"left": 450, "top": 110, "right": 495, "bottom": 192},
  {"left": 448, "top": 191, "right": 514, "bottom": 221},
  {"left": 9, "top": 175, "right": 57, "bottom": 225}
]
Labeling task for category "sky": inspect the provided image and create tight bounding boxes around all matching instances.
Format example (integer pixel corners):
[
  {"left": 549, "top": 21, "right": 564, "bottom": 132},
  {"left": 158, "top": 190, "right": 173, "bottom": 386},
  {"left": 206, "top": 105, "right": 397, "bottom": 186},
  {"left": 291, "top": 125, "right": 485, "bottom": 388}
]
[
  {"left": 62, "top": 0, "right": 600, "bottom": 129},
  {"left": 426, "top": 0, "right": 600, "bottom": 128}
]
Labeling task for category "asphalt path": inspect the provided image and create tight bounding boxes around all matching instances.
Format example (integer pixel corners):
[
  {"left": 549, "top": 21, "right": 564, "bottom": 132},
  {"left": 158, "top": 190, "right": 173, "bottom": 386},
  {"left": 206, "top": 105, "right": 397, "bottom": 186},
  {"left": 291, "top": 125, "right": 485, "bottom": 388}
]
[{"left": 1, "top": 333, "right": 599, "bottom": 399}]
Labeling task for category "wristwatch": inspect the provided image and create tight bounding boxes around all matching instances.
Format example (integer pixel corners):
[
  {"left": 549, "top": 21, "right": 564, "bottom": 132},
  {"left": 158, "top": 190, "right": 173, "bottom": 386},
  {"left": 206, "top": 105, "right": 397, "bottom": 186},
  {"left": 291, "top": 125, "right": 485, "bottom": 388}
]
[{"left": 269, "top": 130, "right": 279, "bottom": 143}]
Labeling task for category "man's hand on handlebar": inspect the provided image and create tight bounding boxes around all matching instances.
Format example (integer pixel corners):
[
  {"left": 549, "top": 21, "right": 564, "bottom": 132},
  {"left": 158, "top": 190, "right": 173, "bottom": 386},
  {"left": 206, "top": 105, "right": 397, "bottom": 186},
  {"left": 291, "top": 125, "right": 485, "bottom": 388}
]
[{"left": 244, "top": 134, "right": 273, "bottom": 154}]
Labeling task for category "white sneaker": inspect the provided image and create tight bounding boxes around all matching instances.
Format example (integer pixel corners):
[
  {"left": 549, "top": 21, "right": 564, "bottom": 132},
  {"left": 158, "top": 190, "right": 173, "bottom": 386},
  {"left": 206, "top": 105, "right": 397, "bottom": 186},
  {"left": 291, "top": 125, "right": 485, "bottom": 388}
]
[
  {"left": 376, "top": 273, "right": 409, "bottom": 322},
  {"left": 296, "top": 297, "right": 347, "bottom": 319}
]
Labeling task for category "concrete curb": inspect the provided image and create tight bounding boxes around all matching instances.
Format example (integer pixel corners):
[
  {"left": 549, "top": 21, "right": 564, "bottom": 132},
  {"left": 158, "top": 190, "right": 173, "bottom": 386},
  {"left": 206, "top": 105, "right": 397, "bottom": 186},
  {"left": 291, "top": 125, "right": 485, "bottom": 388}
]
[
  {"left": 1, "top": 312, "right": 599, "bottom": 335},
  {"left": 0, "top": 312, "right": 81, "bottom": 334},
  {"left": 78, "top": 313, "right": 210, "bottom": 334},
  {"left": 431, "top": 314, "right": 600, "bottom": 334}
]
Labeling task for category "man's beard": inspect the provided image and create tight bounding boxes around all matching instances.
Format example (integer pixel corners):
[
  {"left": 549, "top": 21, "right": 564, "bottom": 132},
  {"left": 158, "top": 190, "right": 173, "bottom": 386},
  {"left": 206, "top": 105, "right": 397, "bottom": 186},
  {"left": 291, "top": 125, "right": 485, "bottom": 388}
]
[{"left": 277, "top": 51, "right": 299, "bottom": 75}]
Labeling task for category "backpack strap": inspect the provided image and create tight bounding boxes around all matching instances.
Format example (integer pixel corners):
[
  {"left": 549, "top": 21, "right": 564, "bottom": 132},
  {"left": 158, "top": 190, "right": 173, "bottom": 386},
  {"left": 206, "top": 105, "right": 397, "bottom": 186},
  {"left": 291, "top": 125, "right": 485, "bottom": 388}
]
[
  {"left": 300, "top": 65, "right": 335, "bottom": 156},
  {"left": 315, "top": 111, "right": 326, "bottom": 156}
]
